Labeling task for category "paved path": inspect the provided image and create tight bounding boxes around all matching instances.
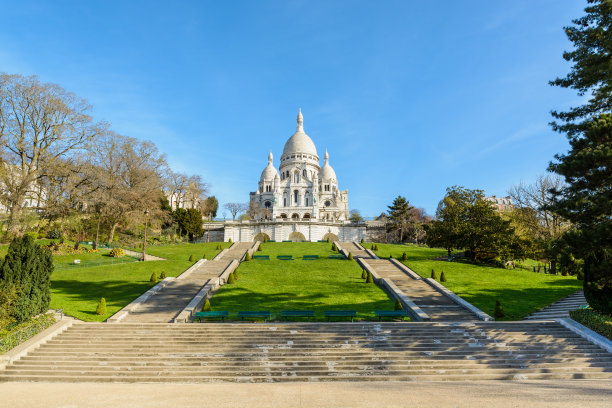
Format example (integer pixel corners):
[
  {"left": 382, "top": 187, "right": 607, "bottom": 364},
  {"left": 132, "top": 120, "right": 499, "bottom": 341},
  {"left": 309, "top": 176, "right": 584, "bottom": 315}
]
[
  {"left": 339, "top": 242, "right": 373, "bottom": 258},
  {"left": 525, "top": 290, "right": 587, "bottom": 320},
  {"left": 2, "top": 381, "right": 611, "bottom": 408},
  {"left": 121, "top": 242, "right": 252, "bottom": 323},
  {"left": 362, "top": 258, "right": 479, "bottom": 321}
]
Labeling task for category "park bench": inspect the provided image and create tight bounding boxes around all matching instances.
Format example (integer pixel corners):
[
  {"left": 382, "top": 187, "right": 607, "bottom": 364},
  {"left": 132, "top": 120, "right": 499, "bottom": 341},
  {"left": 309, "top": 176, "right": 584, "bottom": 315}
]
[
  {"left": 267, "top": 240, "right": 276, "bottom": 242},
  {"left": 281, "top": 310, "right": 315, "bottom": 321},
  {"left": 238, "top": 311, "right": 272, "bottom": 322},
  {"left": 194, "top": 311, "right": 229, "bottom": 322},
  {"left": 302, "top": 255, "right": 319, "bottom": 260},
  {"left": 328, "top": 254, "right": 345, "bottom": 259},
  {"left": 282, "top": 240, "right": 292, "bottom": 242},
  {"left": 277, "top": 255, "right": 293, "bottom": 260},
  {"left": 317, "top": 240, "right": 328, "bottom": 242},
  {"left": 374, "top": 310, "right": 408, "bottom": 321},
  {"left": 253, "top": 255, "right": 270, "bottom": 260},
  {"left": 324, "top": 310, "right": 356, "bottom": 322}
]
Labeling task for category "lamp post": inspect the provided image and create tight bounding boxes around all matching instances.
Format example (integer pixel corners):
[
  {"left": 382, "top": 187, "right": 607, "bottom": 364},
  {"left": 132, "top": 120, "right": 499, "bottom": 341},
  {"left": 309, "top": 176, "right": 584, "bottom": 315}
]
[{"left": 142, "top": 209, "right": 150, "bottom": 261}]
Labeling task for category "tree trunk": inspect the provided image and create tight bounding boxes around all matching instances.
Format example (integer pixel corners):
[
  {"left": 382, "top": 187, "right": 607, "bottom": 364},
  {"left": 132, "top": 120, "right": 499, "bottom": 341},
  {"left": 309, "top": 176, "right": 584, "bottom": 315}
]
[
  {"left": 93, "top": 213, "right": 101, "bottom": 250},
  {"left": 108, "top": 223, "right": 118, "bottom": 243}
]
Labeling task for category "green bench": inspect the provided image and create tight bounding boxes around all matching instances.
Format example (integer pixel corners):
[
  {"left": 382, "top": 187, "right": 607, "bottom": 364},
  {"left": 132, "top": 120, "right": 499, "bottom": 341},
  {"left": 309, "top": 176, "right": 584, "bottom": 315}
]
[
  {"left": 277, "top": 255, "right": 293, "bottom": 260},
  {"left": 282, "top": 240, "right": 292, "bottom": 242},
  {"left": 281, "top": 310, "right": 315, "bottom": 321},
  {"left": 253, "top": 255, "right": 270, "bottom": 260},
  {"left": 328, "top": 254, "right": 345, "bottom": 259},
  {"left": 317, "top": 240, "right": 328, "bottom": 242},
  {"left": 324, "top": 310, "right": 357, "bottom": 322},
  {"left": 267, "top": 240, "right": 276, "bottom": 242},
  {"left": 374, "top": 310, "right": 409, "bottom": 321},
  {"left": 238, "top": 311, "right": 271, "bottom": 322},
  {"left": 302, "top": 255, "right": 319, "bottom": 260},
  {"left": 194, "top": 311, "right": 228, "bottom": 322}
]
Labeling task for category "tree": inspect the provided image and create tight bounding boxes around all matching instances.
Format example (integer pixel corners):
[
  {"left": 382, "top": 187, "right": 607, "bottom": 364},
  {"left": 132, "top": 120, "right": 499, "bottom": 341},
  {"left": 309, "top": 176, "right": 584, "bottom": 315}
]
[
  {"left": 0, "top": 235, "right": 53, "bottom": 322},
  {"left": 387, "top": 196, "right": 414, "bottom": 242},
  {"left": 201, "top": 196, "right": 219, "bottom": 219},
  {"left": 349, "top": 209, "right": 364, "bottom": 223},
  {"left": 224, "top": 202, "right": 247, "bottom": 221},
  {"left": 175, "top": 208, "right": 204, "bottom": 241},
  {"left": 548, "top": 0, "right": 612, "bottom": 314},
  {"left": 0, "top": 74, "right": 102, "bottom": 233}
]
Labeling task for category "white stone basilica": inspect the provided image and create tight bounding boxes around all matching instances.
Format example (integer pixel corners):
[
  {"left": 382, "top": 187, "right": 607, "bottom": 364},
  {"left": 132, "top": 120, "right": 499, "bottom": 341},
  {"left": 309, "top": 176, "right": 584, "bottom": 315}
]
[{"left": 223, "top": 110, "right": 364, "bottom": 242}]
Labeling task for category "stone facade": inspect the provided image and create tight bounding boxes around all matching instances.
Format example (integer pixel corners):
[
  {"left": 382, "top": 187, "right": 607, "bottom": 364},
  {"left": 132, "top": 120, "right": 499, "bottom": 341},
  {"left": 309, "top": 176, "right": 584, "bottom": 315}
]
[{"left": 223, "top": 219, "right": 365, "bottom": 242}]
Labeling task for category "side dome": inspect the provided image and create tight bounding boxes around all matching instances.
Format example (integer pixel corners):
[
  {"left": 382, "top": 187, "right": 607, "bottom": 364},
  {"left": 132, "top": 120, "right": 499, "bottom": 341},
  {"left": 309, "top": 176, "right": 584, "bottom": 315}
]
[
  {"left": 319, "top": 149, "right": 337, "bottom": 181},
  {"left": 282, "top": 109, "right": 318, "bottom": 158},
  {"left": 260, "top": 151, "right": 279, "bottom": 181}
]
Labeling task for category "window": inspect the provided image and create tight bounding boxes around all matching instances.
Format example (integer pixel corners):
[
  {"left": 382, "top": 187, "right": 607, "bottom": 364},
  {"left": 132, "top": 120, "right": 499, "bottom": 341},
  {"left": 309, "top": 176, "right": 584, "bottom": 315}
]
[
  {"left": 303, "top": 169, "right": 307, "bottom": 177},
  {"left": 305, "top": 196, "right": 309, "bottom": 206},
  {"left": 325, "top": 185, "right": 330, "bottom": 192},
  {"left": 264, "top": 201, "right": 271, "bottom": 208},
  {"left": 294, "top": 190, "right": 299, "bottom": 205},
  {"left": 283, "top": 197, "right": 287, "bottom": 206},
  {"left": 294, "top": 173, "right": 300, "bottom": 183},
  {"left": 325, "top": 200, "right": 331, "bottom": 207}
]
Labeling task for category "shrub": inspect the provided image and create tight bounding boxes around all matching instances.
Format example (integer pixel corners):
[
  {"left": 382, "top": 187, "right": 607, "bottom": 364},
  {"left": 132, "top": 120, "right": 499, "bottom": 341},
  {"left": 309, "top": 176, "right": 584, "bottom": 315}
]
[
  {"left": 360, "top": 238, "right": 364, "bottom": 244},
  {"left": 577, "top": 270, "right": 584, "bottom": 280},
  {"left": 244, "top": 253, "right": 251, "bottom": 261},
  {"left": 569, "top": 309, "right": 612, "bottom": 340},
  {"left": 431, "top": 269, "right": 437, "bottom": 280},
  {"left": 96, "top": 298, "right": 107, "bottom": 315},
  {"left": 202, "top": 299, "right": 212, "bottom": 312},
  {"left": 150, "top": 273, "right": 157, "bottom": 283},
  {"left": 348, "top": 252, "right": 353, "bottom": 260},
  {"left": 47, "top": 229, "right": 62, "bottom": 240},
  {"left": 389, "top": 254, "right": 393, "bottom": 259},
  {"left": 366, "top": 271, "right": 374, "bottom": 284},
  {"left": 160, "top": 271, "right": 167, "bottom": 280},
  {"left": 109, "top": 248, "right": 124, "bottom": 258},
  {"left": 0, "top": 281, "right": 18, "bottom": 327},
  {"left": 440, "top": 271, "right": 447, "bottom": 282},
  {"left": 227, "top": 272, "right": 236, "bottom": 284},
  {"left": 494, "top": 300, "right": 504, "bottom": 318},
  {"left": 401, "top": 252, "right": 407, "bottom": 261},
  {"left": 326, "top": 237, "right": 330, "bottom": 243},
  {"left": 331, "top": 243, "right": 337, "bottom": 251},
  {"left": 0, "top": 235, "right": 53, "bottom": 322},
  {"left": 202, "top": 253, "right": 206, "bottom": 259},
  {"left": 394, "top": 300, "right": 403, "bottom": 310},
  {"left": 233, "top": 270, "right": 239, "bottom": 280},
  {"left": 361, "top": 269, "right": 367, "bottom": 279},
  {"left": 189, "top": 254, "right": 194, "bottom": 262},
  {"left": 228, "top": 238, "right": 232, "bottom": 243}
]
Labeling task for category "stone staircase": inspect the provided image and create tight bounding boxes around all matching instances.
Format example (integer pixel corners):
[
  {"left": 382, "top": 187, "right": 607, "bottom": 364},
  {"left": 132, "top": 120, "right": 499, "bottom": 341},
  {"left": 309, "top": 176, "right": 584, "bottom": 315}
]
[
  {"left": 525, "top": 290, "right": 588, "bottom": 320},
  {"left": 120, "top": 242, "right": 253, "bottom": 323},
  {"left": 365, "top": 259, "right": 478, "bottom": 321},
  {"left": 340, "top": 242, "right": 373, "bottom": 258},
  {"left": 1, "top": 321, "right": 610, "bottom": 382}
]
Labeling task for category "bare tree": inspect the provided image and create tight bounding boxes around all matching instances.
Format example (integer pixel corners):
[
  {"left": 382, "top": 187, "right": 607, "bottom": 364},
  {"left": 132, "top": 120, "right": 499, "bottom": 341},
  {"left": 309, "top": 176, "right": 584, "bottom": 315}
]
[
  {"left": 0, "top": 74, "right": 102, "bottom": 233},
  {"left": 224, "top": 202, "right": 248, "bottom": 221}
]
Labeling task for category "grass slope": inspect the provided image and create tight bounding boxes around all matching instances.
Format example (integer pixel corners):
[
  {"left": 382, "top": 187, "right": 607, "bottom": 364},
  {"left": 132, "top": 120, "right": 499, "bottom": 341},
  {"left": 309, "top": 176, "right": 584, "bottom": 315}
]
[
  {"left": 368, "top": 243, "right": 582, "bottom": 320},
  {"left": 211, "top": 242, "right": 396, "bottom": 321}
]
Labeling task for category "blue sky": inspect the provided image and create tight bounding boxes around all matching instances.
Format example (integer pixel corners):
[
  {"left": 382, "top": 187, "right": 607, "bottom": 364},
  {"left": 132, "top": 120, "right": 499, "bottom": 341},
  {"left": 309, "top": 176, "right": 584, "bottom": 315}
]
[{"left": 0, "top": 1, "right": 584, "bottom": 217}]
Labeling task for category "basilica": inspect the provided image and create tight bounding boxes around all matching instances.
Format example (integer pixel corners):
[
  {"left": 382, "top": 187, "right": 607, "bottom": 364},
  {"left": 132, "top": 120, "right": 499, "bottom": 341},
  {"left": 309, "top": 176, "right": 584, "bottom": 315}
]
[{"left": 223, "top": 110, "right": 364, "bottom": 242}]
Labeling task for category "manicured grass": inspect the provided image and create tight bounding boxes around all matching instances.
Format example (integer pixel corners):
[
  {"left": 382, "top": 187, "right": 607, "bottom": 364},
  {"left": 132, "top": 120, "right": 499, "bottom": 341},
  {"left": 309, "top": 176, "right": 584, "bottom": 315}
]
[
  {"left": 209, "top": 243, "right": 396, "bottom": 321},
  {"left": 369, "top": 243, "right": 583, "bottom": 321},
  {"left": 48, "top": 242, "right": 224, "bottom": 321}
]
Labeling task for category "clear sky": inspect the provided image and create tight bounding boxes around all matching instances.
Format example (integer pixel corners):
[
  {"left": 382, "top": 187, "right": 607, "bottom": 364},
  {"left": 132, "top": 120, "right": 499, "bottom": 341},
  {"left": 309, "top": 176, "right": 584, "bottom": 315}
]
[{"left": 0, "top": 1, "right": 585, "bottom": 218}]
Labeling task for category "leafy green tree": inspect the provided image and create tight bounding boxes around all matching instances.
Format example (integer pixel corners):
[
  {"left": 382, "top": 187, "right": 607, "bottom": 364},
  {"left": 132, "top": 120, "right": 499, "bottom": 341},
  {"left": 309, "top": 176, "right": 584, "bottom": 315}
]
[
  {"left": 349, "top": 209, "right": 364, "bottom": 223},
  {"left": 0, "top": 235, "right": 53, "bottom": 322},
  {"left": 548, "top": 0, "right": 612, "bottom": 314},
  {"left": 174, "top": 208, "right": 204, "bottom": 241},
  {"left": 387, "top": 196, "right": 414, "bottom": 242}
]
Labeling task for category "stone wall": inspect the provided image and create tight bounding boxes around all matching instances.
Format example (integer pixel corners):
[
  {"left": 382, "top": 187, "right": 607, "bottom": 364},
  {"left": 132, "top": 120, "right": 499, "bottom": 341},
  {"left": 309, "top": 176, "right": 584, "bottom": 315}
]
[{"left": 223, "top": 220, "right": 365, "bottom": 242}]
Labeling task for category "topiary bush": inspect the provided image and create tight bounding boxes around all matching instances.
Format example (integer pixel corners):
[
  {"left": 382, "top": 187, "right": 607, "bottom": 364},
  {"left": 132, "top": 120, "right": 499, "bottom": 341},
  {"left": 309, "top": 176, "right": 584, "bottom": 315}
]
[
  {"left": 228, "top": 238, "right": 232, "bottom": 243},
  {"left": 244, "top": 253, "right": 251, "bottom": 261},
  {"left": 0, "top": 235, "right": 53, "bottom": 322},
  {"left": 360, "top": 238, "right": 364, "bottom": 244},
  {"left": 348, "top": 252, "right": 353, "bottom": 260},
  {"left": 494, "top": 300, "right": 504, "bottom": 319},
  {"left": 109, "top": 248, "right": 124, "bottom": 258},
  {"left": 401, "top": 252, "right": 407, "bottom": 261},
  {"left": 189, "top": 254, "right": 194, "bottom": 262},
  {"left": 96, "top": 297, "right": 107, "bottom": 315},
  {"left": 331, "top": 243, "right": 337, "bottom": 251},
  {"left": 227, "top": 272, "right": 236, "bottom": 284},
  {"left": 361, "top": 269, "right": 367, "bottom": 279},
  {"left": 160, "top": 271, "right": 167, "bottom": 280},
  {"left": 366, "top": 271, "right": 374, "bottom": 284},
  {"left": 326, "top": 237, "right": 330, "bottom": 243},
  {"left": 440, "top": 271, "right": 447, "bottom": 282},
  {"left": 202, "top": 299, "right": 212, "bottom": 312},
  {"left": 431, "top": 269, "right": 437, "bottom": 280},
  {"left": 394, "top": 300, "right": 403, "bottom": 310},
  {"left": 150, "top": 273, "right": 157, "bottom": 283},
  {"left": 257, "top": 245, "right": 262, "bottom": 251},
  {"left": 202, "top": 254, "right": 206, "bottom": 259},
  {"left": 233, "top": 270, "right": 238, "bottom": 280}
]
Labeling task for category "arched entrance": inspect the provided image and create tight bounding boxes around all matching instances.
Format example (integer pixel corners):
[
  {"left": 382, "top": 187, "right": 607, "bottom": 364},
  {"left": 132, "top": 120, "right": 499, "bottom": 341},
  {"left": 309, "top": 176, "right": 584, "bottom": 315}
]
[
  {"left": 253, "top": 232, "right": 270, "bottom": 242},
  {"left": 322, "top": 232, "right": 339, "bottom": 242},
  {"left": 303, "top": 213, "right": 311, "bottom": 220},
  {"left": 291, "top": 213, "right": 300, "bottom": 220},
  {"left": 279, "top": 213, "right": 287, "bottom": 219},
  {"left": 288, "top": 231, "right": 306, "bottom": 242}
]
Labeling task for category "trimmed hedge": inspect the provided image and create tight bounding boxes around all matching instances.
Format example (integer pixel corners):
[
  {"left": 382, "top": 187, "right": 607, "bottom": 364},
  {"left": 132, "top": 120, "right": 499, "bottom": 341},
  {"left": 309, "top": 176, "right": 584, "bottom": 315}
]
[
  {"left": 0, "top": 313, "right": 56, "bottom": 354},
  {"left": 569, "top": 309, "right": 612, "bottom": 340}
]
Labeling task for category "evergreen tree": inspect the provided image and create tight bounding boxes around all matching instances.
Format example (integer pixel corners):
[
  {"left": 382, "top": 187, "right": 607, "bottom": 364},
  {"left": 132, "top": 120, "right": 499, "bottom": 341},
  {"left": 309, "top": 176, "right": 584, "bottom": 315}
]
[
  {"left": 0, "top": 235, "right": 53, "bottom": 322},
  {"left": 548, "top": 0, "right": 612, "bottom": 314},
  {"left": 387, "top": 196, "right": 414, "bottom": 242}
]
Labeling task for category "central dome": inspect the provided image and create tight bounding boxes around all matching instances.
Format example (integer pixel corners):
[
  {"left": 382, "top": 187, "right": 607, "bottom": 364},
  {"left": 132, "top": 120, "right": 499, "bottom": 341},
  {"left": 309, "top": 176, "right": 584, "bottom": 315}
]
[{"left": 282, "top": 109, "right": 318, "bottom": 158}]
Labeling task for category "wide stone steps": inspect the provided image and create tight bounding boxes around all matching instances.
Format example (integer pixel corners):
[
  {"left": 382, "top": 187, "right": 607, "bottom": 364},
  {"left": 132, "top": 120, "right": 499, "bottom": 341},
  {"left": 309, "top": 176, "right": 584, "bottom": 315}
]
[
  {"left": 525, "top": 291, "right": 588, "bottom": 320},
  {"left": 1, "top": 321, "right": 611, "bottom": 383}
]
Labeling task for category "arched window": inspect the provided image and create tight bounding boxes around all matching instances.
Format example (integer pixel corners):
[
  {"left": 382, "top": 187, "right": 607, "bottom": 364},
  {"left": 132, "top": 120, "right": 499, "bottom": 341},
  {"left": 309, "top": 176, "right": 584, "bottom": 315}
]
[
  {"left": 294, "top": 190, "right": 299, "bottom": 205},
  {"left": 294, "top": 172, "right": 300, "bottom": 183},
  {"left": 264, "top": 201, "right": 271, "bottom": 208},
  {"left": 283, "top": 197, "right": 287, "bottom": 206},
  {"left": 302, "top": 169, "right": 307, "bottom": 177}
]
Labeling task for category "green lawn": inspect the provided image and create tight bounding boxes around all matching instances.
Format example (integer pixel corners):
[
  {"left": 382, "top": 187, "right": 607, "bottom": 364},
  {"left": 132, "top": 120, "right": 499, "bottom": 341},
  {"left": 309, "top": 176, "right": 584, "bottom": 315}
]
[
  {"left": 48, "top": 242, "right": 224, "bottom": 321},
  {"left": 209, "top": 242, "right": 397, "bottom": 321},
  {"left": 367, "top": 243, "right": 583, "bottom": 320}
]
